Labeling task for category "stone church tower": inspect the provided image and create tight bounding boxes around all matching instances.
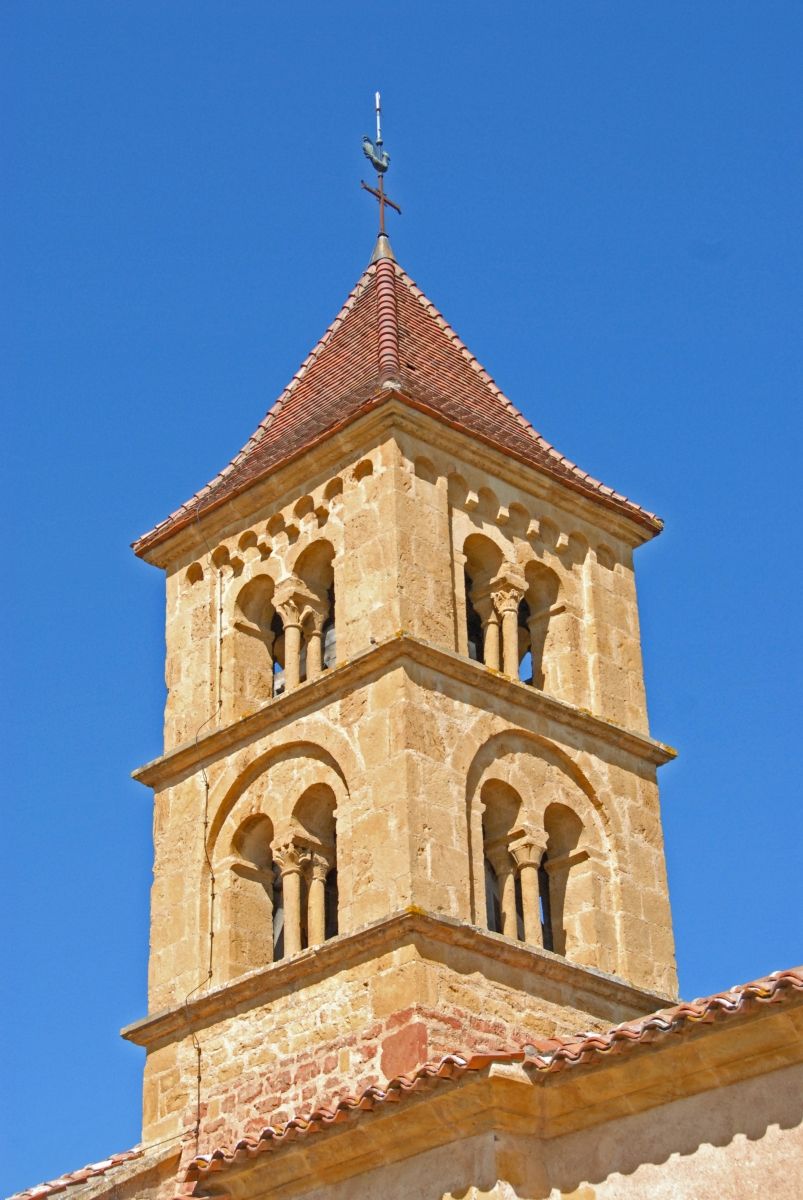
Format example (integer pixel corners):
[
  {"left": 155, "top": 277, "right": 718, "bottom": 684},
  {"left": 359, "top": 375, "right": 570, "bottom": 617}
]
[
  {"left": 125, "top": 227, "right": 679, "bottom": 1148},
  {"left": 11, "top": 231, "right": 802, "bottom": 1200}
]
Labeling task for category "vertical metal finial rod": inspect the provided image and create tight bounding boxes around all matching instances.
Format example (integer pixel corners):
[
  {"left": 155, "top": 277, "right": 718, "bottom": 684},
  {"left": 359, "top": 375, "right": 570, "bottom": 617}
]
[{"left": 361, "top": 92, "right": 402, "bottom": 242}]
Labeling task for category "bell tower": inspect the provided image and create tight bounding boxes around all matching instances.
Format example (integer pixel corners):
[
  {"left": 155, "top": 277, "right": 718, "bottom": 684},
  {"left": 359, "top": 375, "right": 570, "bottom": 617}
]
[{"left": 125, "top": 218, "right": 677, "bottom": 1157}]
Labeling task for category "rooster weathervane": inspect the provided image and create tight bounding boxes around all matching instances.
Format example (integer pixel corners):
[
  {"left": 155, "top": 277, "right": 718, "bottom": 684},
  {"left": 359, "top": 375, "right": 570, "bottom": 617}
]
[{"left": 361, "top": 92, "right": 401, "bottom": 236}]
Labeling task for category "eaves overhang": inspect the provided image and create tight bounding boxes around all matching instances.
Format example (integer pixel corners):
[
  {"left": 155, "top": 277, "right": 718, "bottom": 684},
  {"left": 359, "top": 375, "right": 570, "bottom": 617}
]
[
  {"left": 133, "top": 382, "right": 663, "bottom": 568},
  {"left": 183, "top": 971, "right": 803, "bottom": 1197}
]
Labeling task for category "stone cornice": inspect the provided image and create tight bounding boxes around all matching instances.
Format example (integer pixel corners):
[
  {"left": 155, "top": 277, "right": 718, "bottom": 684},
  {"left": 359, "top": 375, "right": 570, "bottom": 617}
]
[
  {"left": 132, "top": 634, "right": 676, "bottom": 791},
  {"left": 121, "top": 907, "right": 671, "bottom": 1051},
  {"left": 140, "top": 397, "right": 655, "bottom": 570}
]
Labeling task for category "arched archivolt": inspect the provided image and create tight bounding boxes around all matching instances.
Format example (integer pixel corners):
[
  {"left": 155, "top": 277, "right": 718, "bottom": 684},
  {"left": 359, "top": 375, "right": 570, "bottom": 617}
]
[
  {"left": 208, "top": 738, "right": 352, "bottom": 860},
  {"left": 460, "top": 724, "right": 619, "bottom": 960},
  {"left": 467, "top": 735, "right": 608, "bottom": 858},
  {"left": 462, "top": 728, "right": 606, "bottom": 829}
]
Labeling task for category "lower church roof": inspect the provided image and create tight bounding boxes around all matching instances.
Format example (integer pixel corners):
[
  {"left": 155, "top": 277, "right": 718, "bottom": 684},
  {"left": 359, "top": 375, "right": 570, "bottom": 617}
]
[
  {"left": 10, "top": 966, "right": 800, "bottom": 1199},
  {"left": 186, "top": 965, "right": 802, "bottom": 1185}
]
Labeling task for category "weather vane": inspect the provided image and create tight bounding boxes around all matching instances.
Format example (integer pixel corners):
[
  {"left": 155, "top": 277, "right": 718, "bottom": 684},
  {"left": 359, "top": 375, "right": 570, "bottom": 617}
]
[{"left": 361, "top": 91, "right": 402, "bottom": 237}]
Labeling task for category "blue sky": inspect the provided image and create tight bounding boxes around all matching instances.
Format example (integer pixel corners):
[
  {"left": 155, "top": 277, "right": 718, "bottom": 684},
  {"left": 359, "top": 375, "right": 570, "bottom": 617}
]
[{"left": 2, "top": 2, "right": 801, "bottom": 1193}]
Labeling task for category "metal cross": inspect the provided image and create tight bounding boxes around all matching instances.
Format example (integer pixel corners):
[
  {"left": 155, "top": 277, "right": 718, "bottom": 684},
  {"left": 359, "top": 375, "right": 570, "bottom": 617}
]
[
  {"left": 360, "top": 175, "right": 402, "bottom": 235},
  {"left": 361, "top": 91, "right": 402, "bottom": 235}
]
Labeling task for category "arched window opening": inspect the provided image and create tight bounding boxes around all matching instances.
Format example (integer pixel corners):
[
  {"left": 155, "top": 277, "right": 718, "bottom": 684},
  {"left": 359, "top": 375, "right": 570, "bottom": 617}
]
[
  {"left": 484, "top": 856, "right": 501, "bottom": 933},
  {"left": 523, "top": 563, "right": 561, "bottom": 692},
  {"left": 294, "top": 541, "right": 336, "bottom": 684},
  {"left": 481, "top": 780, "right": 523, "bottom": 941},
  {"left": 271, "top": 862, "right": 285, "bottom": 960},
  {"left": 271, "top": 611, "right": 286, "bottom": 697},
  {"left": 324, "top": 868, "right": 339, "bottom": 940},
  {"left": 466, "top": 572, "right": 485, "bottom": 661},
  {"left": 230, "top": 575, "right": 277, "bottom": 714},
  {"left": 463, "top": 535, "right": 504, "bottom": 670},
  {"left": 221, "top": 815, "right": 277, "bottom": 980},
  {"left": 517, "top": 597, "right": 532, "bottom": 683},
  {"left": 543, "top": 803, "right": 584, "bottom": 957},
  {"left": 321, "top": 586, "right": 336, "bottom": 671},
  {"left": 538, "top": 851, "right": 554, "bottom": 952},
  {"left": 292, "top": 783, "right": 338, "bottom": 951}
]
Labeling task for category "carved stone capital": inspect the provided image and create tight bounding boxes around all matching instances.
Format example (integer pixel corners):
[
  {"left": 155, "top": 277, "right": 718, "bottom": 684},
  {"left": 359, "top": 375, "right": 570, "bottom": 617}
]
[
  {"left": 273, "top": 839, "right": 310, "bottom": 876},
  {"left": 273, "top": 576, "right": 319, "bottom": 629},
  {"left": 509, "top": 829, "right": 547, "bottom": 871},
  {"left": 490, "top": 564, "right": 526, "bottom": 616},
  {"left": 302, "top": 602, "right": 329, "bottom": 636},
  {"left": 309, "top": 848, "right": 334, "bottom": 882}
]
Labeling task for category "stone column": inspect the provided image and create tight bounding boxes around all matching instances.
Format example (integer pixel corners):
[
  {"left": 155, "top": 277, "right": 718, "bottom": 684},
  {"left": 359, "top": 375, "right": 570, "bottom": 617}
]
[
  {"left": 303, "top": 610, "right": 326, "bottom": 681},
  {"left": 511, "top": 833, "right": 547, "bottom": 948},
  {"left": 491, "top": 566, "right": 526, "bottom": 679},
  {"left": 274, "top": 577, "right": 318, "bottom": 694},
  {"left": 283, "top": 622, "right": 302, "bottom": 690},
  {"left": 274, "top": 841, "right": 309, "bottom": 956},
  {"left": 307, "top": 851, "right": 332, "bottom": 947},
  {"left": 486, "top": 843, "right": 518, "bottom": 939},
  {"left": 473, "top": 594, "right": 501, "bottom": 670}
]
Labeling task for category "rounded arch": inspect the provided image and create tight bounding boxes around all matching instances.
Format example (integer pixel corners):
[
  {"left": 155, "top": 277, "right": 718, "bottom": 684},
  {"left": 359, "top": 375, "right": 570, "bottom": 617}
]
[
  {"left": 414, "top": 455, "right": 438, "bottom": 485},
  {"left": 208, "top": 739, "right": 351, "bottom": 859},
  {"left": 230, "top": 812, "right": 275, "bottom": 869},
  {"left": 480, "top": 778, "right": 523, "bottom": 843},
  {"left": 524, "top": 561, "right": 560, "bottom": 612},
  {"left": 463, "top": 728, "right": 605, "bottom": 828},
  {"left": 235, "top": 573, "right": 275, "bottom": 631},
  {"left": 543, "top": 802, "right": 583, "bottom": 858},
  {"left": 507, "top": 502, "right": 530, "bottom": 534},
  {"left": 463, "top": 532, "right": 504, "bottom": 580},
  {"left": 476, "top": 486, "right": 499, "bottom": 520},
  {"left": 447, "top": 472, "right": 468, "bottom": 506},
  {"left": 293, "top": 782, "right": 337, "bottom": 846},
  {"left": 291, "top": 538, "right": 335, "bottom": 592}
]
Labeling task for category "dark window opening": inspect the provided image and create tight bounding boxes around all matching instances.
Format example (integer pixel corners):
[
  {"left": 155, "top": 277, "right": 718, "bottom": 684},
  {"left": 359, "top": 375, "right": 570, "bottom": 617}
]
[
  {"left": 514, "top": 872, "right": 525, "bottom": 941},
  {"left": 270, "top": 612, "right": 286, "bottom": 696},
  {"left": 538, "top": 853, "right": 553, "bottom": 952},
  {"left": 466, "top": 572, "right": 484, "bottom": 661},
  {"left": 322, "top": 586, "right": 336, "bottom": 670},
  {"left": 324, "top": 868, "right": 339, "bottom": 940},
  {"left": 484, "top": 856, "right": 501, "bottom": 933},
  {"left": 272, "top": 862, "right": 285, "bottom": 960}
]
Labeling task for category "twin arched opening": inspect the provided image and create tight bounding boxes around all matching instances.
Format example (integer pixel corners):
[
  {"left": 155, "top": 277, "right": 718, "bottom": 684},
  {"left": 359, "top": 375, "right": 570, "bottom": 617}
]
[
  {"left": 213, "top": 751, "right": 345, "bottom": 983},
  {"left": 469, "top": 735, "right": 615, "bottom": 973},
  {"left": 463, "top": 533, "right": 563, "bottom": 692},
  {"left": 229, "top": 539, "right": 336, "bottom": 712}
]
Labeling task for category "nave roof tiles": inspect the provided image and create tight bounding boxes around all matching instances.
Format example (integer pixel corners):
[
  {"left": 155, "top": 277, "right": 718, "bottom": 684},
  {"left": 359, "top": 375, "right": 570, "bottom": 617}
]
[{"left": 185, "top": 965, "right": 803, "bottom": 1184}]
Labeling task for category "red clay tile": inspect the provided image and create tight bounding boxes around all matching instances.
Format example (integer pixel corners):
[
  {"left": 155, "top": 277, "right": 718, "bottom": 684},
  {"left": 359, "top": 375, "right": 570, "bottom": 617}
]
[{"left": 134, "top": 259, "right": 661, "bottom": 558}]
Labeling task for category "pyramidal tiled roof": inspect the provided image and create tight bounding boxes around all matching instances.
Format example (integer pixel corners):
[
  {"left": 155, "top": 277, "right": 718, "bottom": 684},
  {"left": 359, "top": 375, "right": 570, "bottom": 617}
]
[{"left": 134, "top": 253, "right": 661, "bottom": 557}]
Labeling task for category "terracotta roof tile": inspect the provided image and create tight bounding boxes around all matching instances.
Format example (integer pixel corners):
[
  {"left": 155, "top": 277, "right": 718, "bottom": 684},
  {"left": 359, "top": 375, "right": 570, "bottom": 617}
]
[
  {"left": 7, "top": 1148, "right": 144, "bottom": 1200},
  {"left": 134, "top": 258, "right": 661, "bottom": 557},
  {"left": 185, "top": 966, "right": 803, "bottom": 1184}
]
